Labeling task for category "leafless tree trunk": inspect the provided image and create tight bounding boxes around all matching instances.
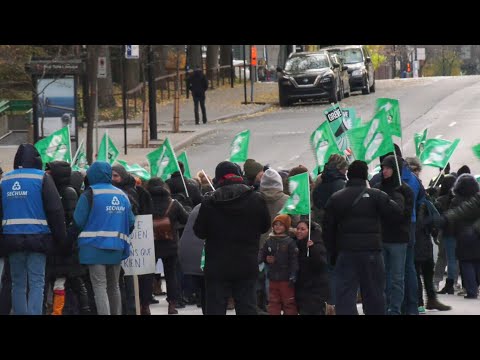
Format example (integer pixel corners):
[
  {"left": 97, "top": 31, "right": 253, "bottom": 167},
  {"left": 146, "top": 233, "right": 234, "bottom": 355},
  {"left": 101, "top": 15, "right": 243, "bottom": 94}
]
[
  {"left": 125, "top": 54, "right": 140, "bottom": 91},
  {"left": 86, "top": 45, "right": 99, "bottom": 164},
  {"left": 206, "top": 45, "right": 219, "bottom": 87},
  {"left": 154, "top": 45, "right": 169, "bottom": 90},
  {"left": 220, "top": 45, "right": 232, "bottom": 78},
  {"left": 188, "top": 45, "right": 203, "bottom": 70},
  {"left": 98, "top": 45, "right": 116, "bottom": 108}
]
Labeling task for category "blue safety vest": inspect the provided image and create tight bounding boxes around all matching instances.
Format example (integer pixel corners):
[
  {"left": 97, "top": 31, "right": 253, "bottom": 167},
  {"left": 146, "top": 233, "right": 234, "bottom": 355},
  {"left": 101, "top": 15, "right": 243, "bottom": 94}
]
[
  {"left": 78, "top": 184, "right": 131, "bottom": 255},
  {"left": 1, "top": 168, "right": 50, "bottom": 234}
]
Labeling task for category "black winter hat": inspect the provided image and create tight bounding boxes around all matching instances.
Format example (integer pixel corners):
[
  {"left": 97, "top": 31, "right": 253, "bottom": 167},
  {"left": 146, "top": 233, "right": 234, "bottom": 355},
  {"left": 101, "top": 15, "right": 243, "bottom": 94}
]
[
  {"left": 215, "top": 161, "right": 243, "bottom": 182},
  {"left": 348, "top": 160, "right": 369, "bottom": 181},
  {"left": 457, "top": 165, "right": 471, "bottom": 176}
]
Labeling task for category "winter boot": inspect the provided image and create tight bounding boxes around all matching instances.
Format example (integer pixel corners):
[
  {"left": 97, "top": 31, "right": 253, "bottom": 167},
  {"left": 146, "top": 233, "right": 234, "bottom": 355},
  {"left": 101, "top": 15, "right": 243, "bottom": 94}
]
[
  {"left": 52, "top": 289, "right": 65, "bottom": 315},
  {"left": 141, "top": 304, "right": 151, "bottom": 315},
  {"left": 426, "top": 298, "right": 452, "bottom": 311},
  {"left": 227, "top": 297, "right": 235, "bottom": 310},
  {"left": 437, "top": 278, "right": 454, "bottom": 294},
  {"left": 168, "top": 301, "right": 178, "bottom": 315}
]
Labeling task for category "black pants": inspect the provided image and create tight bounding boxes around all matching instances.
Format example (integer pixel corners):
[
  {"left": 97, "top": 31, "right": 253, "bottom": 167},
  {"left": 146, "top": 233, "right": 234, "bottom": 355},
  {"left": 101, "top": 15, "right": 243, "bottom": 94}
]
[
  {"left": 139, "top": 274, "right": 154, "bottom": 307},
  {"left": 415, "top": 259, "right": 436, "bottom": 306},
  {"left": 0, "top": 258, "right": 12, "bottom": 315},
  {"left": 192, "top": 275, "right": 206, "bottom": 315},
  {"left": 119, "top": 268, "right": 136, "bottom": 315},
  {"left": 205, "top": 277, "right": 257, "bottom": 315},
  {"left": 335, "top": 251, "right": 386, "bottom": 315},
  {"left": 193, "top": 95, "right": 207, "bottom": 124},
  {"left": 160, "top": 255, "right": 179, "bottom": 303},
  {"left": 65, "top": 276, "right": 91, "bottom": 314}
]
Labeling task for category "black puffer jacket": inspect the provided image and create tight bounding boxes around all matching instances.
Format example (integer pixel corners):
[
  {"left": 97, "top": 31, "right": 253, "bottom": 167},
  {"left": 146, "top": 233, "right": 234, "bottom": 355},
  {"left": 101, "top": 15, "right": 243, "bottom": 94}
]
[
  {"left": 0, "top": 144, "right": 66, "bottom": 256},
  {"left": 149, "top": 185, "right": 189, "bottom": 258},
  {"left": 295, "top": 224, "right": 329, "bottom": 312},
  {"left": 188, "top": 69, "right": 208, "bottom": 97},
  {"left": 258, "top": 235, "right": 298, "bottom": 282},
  {"left": 312, "top": 165, "right": 346, "bottom": 211},
  {"left": 166, "top": 172, "right": 203, "bottom": 210},
  {"left": 70, "top": 171, "right": 85, "bottom": 197},
  {"left": 414, "top": 202, "right": 434, "bottom": 262},
  {"left": 194, "top": 182, "right": 271, "bottom": 280},
  {"left": 323, "top": 178, "right": 403, "bottom": 257}
]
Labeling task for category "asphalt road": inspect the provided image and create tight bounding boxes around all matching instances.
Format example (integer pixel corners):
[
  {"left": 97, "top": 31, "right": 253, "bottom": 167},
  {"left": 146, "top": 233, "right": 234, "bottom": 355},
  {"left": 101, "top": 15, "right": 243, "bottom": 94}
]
[{"left": 185, "top": 76, "right": 480, "bottom": 185}]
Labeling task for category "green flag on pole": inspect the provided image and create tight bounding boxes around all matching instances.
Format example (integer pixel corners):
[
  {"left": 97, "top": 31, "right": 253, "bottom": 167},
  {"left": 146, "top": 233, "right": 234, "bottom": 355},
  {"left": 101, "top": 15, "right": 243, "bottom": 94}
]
[
  {"left": 146, "top": 138, "right": 180, "bottom": 180},
  {"left": 200, "top": 246, "right": 205, "bottom": 271},
  {"left": 375, "top": 98, "right": 402, "bottom": 138},
  {"left": 310, "top": 121, "right": 341, "bottom": 170},
  {"left": 177, "top": 151, "right": 192, "bottom": 179},
  {"left": 414, "top": 128, "right": 428, "bottom": 157},
  {"left": 97, "top": 133, "right": 119, "bottom": 165},
  {"left": 229, "top": 130, "right": 250, "bottom": 163},
  {"left": 116, "top": 159, "right": 151, "bottom": 181},
  {"left": 419, "top": 138, "right": 460, "bottom": 169},
  {"left": 347, "top": 111, "right": 394, "bottom": 164},
  {"left": 472, "top": 143, "right": 480, "bottom": 160},
  {"left": 72, "top": 139, "right": 88, "bottom": 171},
  {"left": 34, "top": 126, "right": 71, "bottom": 168},
  {"left": 280, "top": 172, "right": 311, "bottom": 215}
]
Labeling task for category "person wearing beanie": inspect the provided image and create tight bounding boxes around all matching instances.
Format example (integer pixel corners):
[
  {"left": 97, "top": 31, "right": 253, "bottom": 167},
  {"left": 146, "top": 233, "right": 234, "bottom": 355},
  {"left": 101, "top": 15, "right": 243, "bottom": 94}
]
[
  {"left": 457, "top": 165, "right": 471, "bottom": 177},
  {"left": 194, "top": 161, "right": 271, "bottom": 315},
  {"left": 323, "top": 160, "right": 403, "bottom": 315},
  {"left": 166, "top": 161, "right": 203, "bottom": 213},
  {"left": 243, "top": 159, "right": 264, "bottom": 186},
  {"left": 370, "top": 143, "right": 403, "bottom": 187},
  {"left": 0, "top": 144, "right": 67, "bottom": 315},
  {"left": 374, "top": 155, "right": 414, "bottom": 315},
  {"left": 258, "top": 214, "right": 298, "bottom": 315}
]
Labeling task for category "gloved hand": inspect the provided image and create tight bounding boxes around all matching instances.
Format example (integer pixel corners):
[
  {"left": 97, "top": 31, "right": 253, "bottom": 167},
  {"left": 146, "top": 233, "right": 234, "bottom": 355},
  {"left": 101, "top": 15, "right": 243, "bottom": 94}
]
[{"left": 288, "top": 276, "right": 297, "bottom": 288}]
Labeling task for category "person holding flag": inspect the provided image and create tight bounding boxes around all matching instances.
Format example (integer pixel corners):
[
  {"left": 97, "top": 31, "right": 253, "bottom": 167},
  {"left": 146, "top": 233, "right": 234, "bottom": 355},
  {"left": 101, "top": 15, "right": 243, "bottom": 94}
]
[
  {"left": 193, "top": 161, "right": 271, "bottom": 315},
  {"left": 323, "top": 160, "right": 403, "bottom": 315}
]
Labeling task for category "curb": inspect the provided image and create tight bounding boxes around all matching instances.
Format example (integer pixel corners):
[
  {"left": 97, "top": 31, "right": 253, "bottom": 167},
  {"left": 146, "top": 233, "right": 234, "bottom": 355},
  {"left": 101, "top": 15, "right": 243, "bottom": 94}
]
[
  {"left": 173, "top": 128, "right": 216, "bottom": 152},
  {"left": 210, "top": 104, "right": 274, "bottom": 123}
]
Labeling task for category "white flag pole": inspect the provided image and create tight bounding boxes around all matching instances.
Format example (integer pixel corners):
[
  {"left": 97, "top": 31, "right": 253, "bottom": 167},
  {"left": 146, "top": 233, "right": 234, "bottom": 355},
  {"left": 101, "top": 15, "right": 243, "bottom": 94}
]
[
  {"left": 67, "top": 126, "right": 72, "bottom": 163},
  {"left": 202, "top": 169, "right": 216, "bottom": 191},
  {"left": 71, "top": 138, "right": 84, "bottom": 166},
  {"left": 169, "top": 139, "right": 189, "bottom": 198},
  {"left": 307, "top": 175, "right": 311, "bottom": 258}
]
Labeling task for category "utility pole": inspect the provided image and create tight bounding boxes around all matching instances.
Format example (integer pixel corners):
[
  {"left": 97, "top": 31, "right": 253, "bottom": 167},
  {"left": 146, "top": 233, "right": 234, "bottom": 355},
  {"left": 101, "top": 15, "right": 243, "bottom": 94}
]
[
  {"left": 147, "top": 45, "right": 157, "bottom": 140},
  {"left": 121, "top": 45, "right": 128, "bottom": 154},
  {"left": 243, "top": 45, "right": 247, "bottom": 104},
  {"left": 86, "top": 45, "right": 98, "bottom": 164},
  {"left": 173, "top": 47, "right": 180, "bottom": 133}
]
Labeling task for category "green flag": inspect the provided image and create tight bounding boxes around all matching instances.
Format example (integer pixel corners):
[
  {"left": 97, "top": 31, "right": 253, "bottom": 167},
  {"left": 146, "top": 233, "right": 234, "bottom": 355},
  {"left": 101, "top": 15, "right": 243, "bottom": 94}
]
[
  {"left": 200, "top": 246, "right": 205, "bottom": 271},
  {"left": 146, "top": 138, "right": 180, "bottom": 180},
  {"left": 341, "top": 108, "right": 362, "bottom": 130},
  {"left": 324, "top": 103, "right": 355, "bottom": 157},
  {"left": 475, "top": 175, "right": 480, "bottom": 184},
  {"left": 72, "top": 139, "right": 88, "bottom": 171},
  {"left": 375, "top": 98, "right": 402, "bottom": 138},
  {"left": 229, "top": 130, "right": 250, "bottom": 163},
  {"left": 34, "top": 126, "right": 71, "bottom": 167},
  {"left": 368, "top": 164, "right": 382, "bottom": 181},
  {"left": 473, "top": 143, "right": 480, "bottom": 160},
  {"left": 414, "top": 128, "right": 428, "bottom": 157},
  {"left": 419, "top": 138, "right": 460, "bottom": 169},
  {"left": 347, "top": 111, "right": 394, "bottom": 164},
  {"left": 97, "top": 133, "right": 119, "bottom": 165},
  {"left": 177, "top": 151, "right": 192, "bottom": 179},
  {"left": 116, "top": 159, "right": 151, "bottom": 181},
  {"left": 280, "top": 172, "right": 310, "bottom": 215},
  {"left": 310, "top": 121, "right": 341, "bottom": 169}
]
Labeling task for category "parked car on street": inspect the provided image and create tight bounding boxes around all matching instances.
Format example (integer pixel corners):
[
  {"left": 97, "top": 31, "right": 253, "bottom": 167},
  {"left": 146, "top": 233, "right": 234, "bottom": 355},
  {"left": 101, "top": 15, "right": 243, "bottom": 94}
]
[
  {"left": 276, "top": 51, "right": 342, "bottom": 107},
  {"left": 330, "top": 53, "right": 351, "bottom": 99},
  {"left": 322, "top": 45, "right": 375, "bottom": 95}
]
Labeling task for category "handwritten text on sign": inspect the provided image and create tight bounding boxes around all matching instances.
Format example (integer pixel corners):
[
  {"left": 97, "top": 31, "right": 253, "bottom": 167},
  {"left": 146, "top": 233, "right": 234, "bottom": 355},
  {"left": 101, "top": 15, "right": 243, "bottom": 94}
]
[{"left": 122, "top": 215, "right": 156, "bottom": 276}]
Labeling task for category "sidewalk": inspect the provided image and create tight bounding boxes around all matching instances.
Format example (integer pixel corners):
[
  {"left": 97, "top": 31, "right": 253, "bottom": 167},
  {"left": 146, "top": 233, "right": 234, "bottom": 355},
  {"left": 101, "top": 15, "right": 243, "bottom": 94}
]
[{"left": 0, "top": 82, "right": 278, "bottom": 171}]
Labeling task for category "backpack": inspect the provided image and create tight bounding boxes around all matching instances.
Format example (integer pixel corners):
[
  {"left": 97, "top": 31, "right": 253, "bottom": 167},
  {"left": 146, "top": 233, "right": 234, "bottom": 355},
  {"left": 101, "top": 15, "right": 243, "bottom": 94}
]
[
  {"left": 153, "top": 200, "right": 174, "bottom": 241},
  {"left": 171, "top": 192, "right": 193, "bottom": 213}
]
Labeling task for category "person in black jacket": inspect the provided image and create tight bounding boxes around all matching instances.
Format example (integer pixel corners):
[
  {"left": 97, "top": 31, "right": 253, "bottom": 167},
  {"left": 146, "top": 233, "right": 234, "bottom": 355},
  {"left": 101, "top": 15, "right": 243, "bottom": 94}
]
[
  {"left": 373, "top": 155, "right": 414, "bottom": 315},
  {"left": 0, "top": 144, "right": 67, "bottom": 315},
  {"left": 166, "top": 161, "right": 202, "bottom": 214},
  {"left": 45, "top": 161, "right": 91, "bottom": 315},
  {"left": 294, "top": 220, "right": 329, "bottom": 315},
  {"left": 323, "top": 160, "right": 402, "bottom": 315},
  {"left": 147, "top": 177, "right": 189, "bottom": 314},
  {"left": 188, "top": 67, "right": 208, "bottom": 125},
  {"left": 194, "top": 161, "right": 271, "bottom": 315}
]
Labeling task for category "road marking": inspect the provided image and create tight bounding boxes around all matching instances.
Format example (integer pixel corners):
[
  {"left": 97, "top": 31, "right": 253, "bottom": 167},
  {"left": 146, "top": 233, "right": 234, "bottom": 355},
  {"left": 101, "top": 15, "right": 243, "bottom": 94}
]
[
  {"left": 435, "top": 134, "right": 443, "bottom": 139},
  {"left": 449, "top": 122, "right": 457, "bottom": 127}
]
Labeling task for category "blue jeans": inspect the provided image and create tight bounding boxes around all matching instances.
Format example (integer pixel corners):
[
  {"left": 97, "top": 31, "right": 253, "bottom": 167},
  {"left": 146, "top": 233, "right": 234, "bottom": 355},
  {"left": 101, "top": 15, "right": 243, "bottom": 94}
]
[
  {"left": 9, "top": 252, "right": 46, "bottom": 315},
  {"left": 403, "top": 224, "right": 419, "bottom": 315},
  {"left": 444, "top": 235, "right": 457, "bottom": 280},
  {"left": 0, "top": 258, "right": 4, "bottom": 293},
  {"left": 460, "top": 261, "right": 480, "bottom": 298},
  {"left": 383, "top": 243, "right": 407, "bottom": 315}
]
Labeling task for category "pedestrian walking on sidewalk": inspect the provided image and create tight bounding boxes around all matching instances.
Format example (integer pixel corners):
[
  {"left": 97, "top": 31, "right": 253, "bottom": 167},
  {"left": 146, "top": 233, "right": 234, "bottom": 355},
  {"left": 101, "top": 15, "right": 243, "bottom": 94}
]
[{"left": 188, "top": 67, "right": 208, "bottom": 125}]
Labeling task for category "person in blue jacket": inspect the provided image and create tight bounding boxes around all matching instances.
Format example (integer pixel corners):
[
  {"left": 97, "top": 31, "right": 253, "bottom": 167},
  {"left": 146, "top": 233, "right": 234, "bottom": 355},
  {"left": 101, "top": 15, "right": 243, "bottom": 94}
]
[{"left": 73, "top": 161, "right": 135, "bottom": 315}]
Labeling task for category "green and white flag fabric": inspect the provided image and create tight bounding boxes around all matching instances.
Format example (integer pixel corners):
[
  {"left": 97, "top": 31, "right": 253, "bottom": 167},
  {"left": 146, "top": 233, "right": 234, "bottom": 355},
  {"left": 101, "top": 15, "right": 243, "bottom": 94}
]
[
  {"left": 324, "top": 103, "right": 355, "bottom": 157},
  {"left": 34, "top": 126, "right": 71, "bottom": 167},
  {"left": 310, "top": 121, "right": 341, "bottom": 170},
  {"left": 472, "top": 143, "right": 480, "bottom": 160},
  {"left": 229, "top": 130, "right": 250, "bottom": 163},
  {"left": 347, "top": 110, "right": 394, "bottom": 164},
  {"left": 177, "top": 151, "right": 192, "bottom": 179},
  {"left": 200, "top": 246, "right": 205, "bottom": 271},
  {"left": 280, "top": 172, "right": 310, "bottom": 215},
  {"left": 116, "top": 159, "right": 151, "bottom": 181},
  {"left": 419, "top": 138, "right": 460, "bottom": 169},
  {"left": 97, "top": 133, "right": 119, "bottom": 165},
  {"left": 368, "top": 164, "right": 382, "bottom": 181},
  {"left": 375, "top": 98, "right": 402, "bottom": 138},
  {"left": 341, "top": 108, "right": 362, "bottom": 130},
  {"left": 414, "top": 128, "right": 428, "bottom": 157},
  {"left": 72, "top": 139, "right": 88, "bottom": 171},
  {"left": 146, "top": 138, "right": 180, "bottom": 180}
]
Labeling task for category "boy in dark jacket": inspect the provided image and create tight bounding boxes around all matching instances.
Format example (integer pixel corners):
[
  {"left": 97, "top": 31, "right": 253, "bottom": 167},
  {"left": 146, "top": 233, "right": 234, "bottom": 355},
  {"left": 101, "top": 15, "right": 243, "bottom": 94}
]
[{"left": 259, "top": 214, "right": 299, "bottom": 315}]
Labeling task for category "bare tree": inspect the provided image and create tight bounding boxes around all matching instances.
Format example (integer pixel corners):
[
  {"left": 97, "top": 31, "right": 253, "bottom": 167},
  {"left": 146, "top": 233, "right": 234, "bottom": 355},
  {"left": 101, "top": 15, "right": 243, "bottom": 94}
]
[
  {"left": 206, "top": 45, "right": 219, "bottom": 87},
  {"left": 187, "top": 45, "right": 202, "bottom": 70},
  {"left": 86, "top": 45, "right": 99, "bottom": 164},
  {"left": 220, "top": 45, "right": 232, "bottom": 78}
]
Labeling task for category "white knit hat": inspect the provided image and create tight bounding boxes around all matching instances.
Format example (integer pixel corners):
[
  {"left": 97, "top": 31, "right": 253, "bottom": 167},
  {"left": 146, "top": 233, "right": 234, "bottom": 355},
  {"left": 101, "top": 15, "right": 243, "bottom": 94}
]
[{"left": 260, "top": 168, "right": 283, "bottom": 191}]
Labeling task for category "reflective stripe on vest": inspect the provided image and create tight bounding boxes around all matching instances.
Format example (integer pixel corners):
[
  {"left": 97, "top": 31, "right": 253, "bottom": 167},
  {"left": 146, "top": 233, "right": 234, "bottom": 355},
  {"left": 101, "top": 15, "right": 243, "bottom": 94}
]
[
  {"left": 78, "top": 231, "right": 129, "bottom": 242},
  {"left": 2, "top": 219, "right": 48, "bottom": 226},
  {"left": 92, "top": 189, "right": 126, "bottom": 196},
  {"left": 1, "top": 173, "right": 44, "bottom": 182}
]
